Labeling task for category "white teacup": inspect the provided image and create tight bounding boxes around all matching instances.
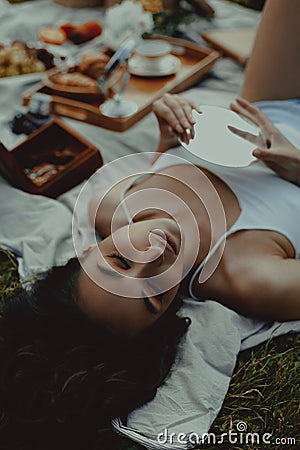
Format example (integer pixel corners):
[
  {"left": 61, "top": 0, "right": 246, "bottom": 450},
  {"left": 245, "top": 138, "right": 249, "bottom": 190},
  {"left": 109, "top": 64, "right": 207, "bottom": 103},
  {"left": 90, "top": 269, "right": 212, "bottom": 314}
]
[{"left": 135, "top": 40, "right": 172, "bottom": 72}]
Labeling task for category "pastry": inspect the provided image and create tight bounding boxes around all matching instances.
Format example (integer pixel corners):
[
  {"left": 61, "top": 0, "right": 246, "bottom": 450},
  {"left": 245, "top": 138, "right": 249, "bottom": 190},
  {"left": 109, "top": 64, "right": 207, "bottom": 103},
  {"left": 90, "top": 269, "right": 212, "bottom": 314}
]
[
  {"left": 78, "top": 51, "right": 110, "bottom": 79},
  {"left": 52, "top": 72, "right": 97, "bottom": 88}
]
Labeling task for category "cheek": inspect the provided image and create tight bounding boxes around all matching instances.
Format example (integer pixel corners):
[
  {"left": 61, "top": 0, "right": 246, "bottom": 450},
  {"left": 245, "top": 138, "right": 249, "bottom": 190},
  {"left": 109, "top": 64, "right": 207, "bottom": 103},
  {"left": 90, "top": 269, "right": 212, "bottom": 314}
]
[
  {"left": 99, "top": 236, "right": 115, "bottom": 253},
  {"left": 127, "top": 226, "right": 151, "bottom": 251},
  {"left": 110, "top": 228, "right": 152, "bottom": 263},
  {"left": 163, "top": 255, "right": 184, "bottom": 287},
  {"left": 163, "top": 283, "right": 180, "bottom": 311}
]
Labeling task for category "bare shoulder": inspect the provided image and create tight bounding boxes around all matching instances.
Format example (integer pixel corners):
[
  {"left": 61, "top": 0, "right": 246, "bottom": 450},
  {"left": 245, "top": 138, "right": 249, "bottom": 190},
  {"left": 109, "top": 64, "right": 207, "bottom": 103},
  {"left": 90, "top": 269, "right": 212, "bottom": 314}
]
[{"left": 194, "top": 229, "right": 296, "bottom": 318}]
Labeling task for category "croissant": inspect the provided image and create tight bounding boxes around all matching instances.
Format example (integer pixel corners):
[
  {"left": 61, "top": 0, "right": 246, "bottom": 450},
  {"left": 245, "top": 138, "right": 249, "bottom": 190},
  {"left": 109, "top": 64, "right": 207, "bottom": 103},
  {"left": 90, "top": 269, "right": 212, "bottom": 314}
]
[
  {"left": 53, "top": 72, "right": 97, "bottom": 88},
  {"left": 78, "top": 51, "right": 110, "bottom": 79}
]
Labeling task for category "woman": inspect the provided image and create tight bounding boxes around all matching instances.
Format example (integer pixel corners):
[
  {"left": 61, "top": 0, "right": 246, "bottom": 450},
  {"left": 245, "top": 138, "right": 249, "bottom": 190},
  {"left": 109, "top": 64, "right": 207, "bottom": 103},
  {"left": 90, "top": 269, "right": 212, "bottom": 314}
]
[
  {"left": 0, "top": 0, "right": 299, "bottom": 447},
  {"left": 80, "top": 0, "right": 300, "bottom": 331},
  {"left": 81, "top": 94, "right": 300, "bottom": 338}
]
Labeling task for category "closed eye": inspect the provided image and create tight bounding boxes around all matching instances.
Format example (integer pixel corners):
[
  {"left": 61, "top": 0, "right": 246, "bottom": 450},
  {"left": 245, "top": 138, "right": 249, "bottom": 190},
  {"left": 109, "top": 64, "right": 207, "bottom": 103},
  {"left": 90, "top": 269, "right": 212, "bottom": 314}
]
[{"left": 108, "top": 252, "right": 131, "bottom": 269}]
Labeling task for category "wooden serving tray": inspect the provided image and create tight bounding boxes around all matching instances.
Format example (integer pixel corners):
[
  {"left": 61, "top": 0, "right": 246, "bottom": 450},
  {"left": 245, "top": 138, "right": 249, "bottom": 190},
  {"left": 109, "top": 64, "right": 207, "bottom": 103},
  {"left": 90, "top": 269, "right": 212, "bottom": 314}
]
[
  {"left": 23, "top": 36, "right": 220, "bottom": 132},
  {"left": 202, "top": 28, "right": 256, "bottom": 65}
]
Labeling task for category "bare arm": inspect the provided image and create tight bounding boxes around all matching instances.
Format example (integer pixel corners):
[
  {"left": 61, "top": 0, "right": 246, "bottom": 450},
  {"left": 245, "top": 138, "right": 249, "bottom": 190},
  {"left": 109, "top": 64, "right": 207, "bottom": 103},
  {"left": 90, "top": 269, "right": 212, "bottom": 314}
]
[{"left": 237, "top": 256, "right": 300, "bottom": 321}]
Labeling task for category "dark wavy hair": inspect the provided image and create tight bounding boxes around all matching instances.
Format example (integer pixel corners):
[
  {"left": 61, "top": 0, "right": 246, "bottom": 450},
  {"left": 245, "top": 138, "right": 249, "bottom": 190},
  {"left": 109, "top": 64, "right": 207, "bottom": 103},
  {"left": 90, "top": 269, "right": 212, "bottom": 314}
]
[{"left": 0, "top": 258, "right": 190, "bottom": 450}]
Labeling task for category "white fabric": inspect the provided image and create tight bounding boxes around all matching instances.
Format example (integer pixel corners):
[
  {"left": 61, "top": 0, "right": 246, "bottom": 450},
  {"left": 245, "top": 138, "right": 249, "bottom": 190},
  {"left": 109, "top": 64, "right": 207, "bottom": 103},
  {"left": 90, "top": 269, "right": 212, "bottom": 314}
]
[{"left": 0, "top": 1, "right": 299, "bottom": 450}]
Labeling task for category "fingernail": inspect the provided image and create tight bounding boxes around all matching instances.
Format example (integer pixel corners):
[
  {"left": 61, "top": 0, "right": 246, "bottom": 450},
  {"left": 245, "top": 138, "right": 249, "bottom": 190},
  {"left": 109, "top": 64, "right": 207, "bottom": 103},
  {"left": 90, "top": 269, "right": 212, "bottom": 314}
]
[{"left": 175, "top": 124, "right": 184, "bottom": 133}]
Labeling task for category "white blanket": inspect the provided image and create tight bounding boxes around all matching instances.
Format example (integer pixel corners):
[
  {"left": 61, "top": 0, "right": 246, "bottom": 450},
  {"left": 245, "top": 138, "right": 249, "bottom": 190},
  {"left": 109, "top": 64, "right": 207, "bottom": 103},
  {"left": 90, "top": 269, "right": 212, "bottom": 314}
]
[{"left": 0, "top": 1, "right": 299, "bottom": 449}]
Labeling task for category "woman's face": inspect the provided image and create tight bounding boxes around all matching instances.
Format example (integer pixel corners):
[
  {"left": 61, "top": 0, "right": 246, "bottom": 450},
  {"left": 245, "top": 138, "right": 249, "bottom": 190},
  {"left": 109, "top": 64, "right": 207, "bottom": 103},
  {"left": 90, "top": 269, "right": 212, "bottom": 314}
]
[{"left": 76, "top": 218, "right": 183, "bottom": 335}]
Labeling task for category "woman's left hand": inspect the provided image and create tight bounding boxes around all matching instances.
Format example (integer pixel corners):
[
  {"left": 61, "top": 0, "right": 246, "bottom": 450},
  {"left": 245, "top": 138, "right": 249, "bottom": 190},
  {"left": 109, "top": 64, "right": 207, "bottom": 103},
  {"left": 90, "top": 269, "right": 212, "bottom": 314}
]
[
  {"left": 229, "top": 97, "right": 300, "bottom": 186},
  {"left": 153, "top": 93, "right": 201, "bottom": 151}
]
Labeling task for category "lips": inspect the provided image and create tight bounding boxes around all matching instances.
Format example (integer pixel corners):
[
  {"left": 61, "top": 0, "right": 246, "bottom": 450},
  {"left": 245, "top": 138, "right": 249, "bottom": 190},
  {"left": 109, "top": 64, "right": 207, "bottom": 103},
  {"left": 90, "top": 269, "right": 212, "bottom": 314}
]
[{"left": 163, "top": 231, "right": 178, "bottom": 255}]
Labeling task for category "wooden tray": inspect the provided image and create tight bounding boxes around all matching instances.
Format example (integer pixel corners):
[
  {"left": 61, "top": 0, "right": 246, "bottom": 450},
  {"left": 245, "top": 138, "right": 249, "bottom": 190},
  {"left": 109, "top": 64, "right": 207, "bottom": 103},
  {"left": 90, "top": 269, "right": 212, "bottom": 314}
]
[
  {"left": 23, "top": 36, "right": 220, "bottom": 132},
  {"left": 202, "top": 28, "right": 256, "bottom": 65}
]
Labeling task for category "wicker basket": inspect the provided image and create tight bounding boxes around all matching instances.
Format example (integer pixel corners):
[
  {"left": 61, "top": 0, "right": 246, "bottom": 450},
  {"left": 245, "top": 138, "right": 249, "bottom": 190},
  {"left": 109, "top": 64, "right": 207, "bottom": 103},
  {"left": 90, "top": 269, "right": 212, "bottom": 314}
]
[{"left": 53, "top": 0, "right": 104, "bottom": 8}]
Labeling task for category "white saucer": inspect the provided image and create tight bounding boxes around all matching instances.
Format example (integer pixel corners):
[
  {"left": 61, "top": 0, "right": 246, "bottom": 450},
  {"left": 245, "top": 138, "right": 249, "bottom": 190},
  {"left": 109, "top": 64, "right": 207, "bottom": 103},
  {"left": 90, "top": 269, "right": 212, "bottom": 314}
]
[
  {"left": 180, "top": 105, "right": 259, "bottom": 167},
  {"left": 128, "top": 54, "right": 181, "bottom": 77}
]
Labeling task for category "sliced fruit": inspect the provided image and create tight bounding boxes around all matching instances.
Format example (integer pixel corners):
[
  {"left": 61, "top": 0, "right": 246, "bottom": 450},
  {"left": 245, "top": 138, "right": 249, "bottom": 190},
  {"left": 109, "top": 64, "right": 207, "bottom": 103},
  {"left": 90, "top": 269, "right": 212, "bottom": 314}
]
[{"left": 38, "top": 27, "right": 66, "bottom": 45}]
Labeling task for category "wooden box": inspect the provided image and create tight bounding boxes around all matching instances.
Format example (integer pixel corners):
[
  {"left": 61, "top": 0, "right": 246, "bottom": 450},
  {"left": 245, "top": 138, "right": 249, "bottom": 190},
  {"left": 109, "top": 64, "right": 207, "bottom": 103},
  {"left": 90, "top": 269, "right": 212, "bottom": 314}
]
[{"left": 0, "top": 119, "right": 103, "bottom": 198}]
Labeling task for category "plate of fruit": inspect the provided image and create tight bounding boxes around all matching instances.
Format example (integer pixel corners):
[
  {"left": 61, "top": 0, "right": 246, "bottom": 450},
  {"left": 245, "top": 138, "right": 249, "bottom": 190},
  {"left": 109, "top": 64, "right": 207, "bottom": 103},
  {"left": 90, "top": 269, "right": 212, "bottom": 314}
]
[{"left": 39, "top": 21, "right": 103, "bottom": 46}]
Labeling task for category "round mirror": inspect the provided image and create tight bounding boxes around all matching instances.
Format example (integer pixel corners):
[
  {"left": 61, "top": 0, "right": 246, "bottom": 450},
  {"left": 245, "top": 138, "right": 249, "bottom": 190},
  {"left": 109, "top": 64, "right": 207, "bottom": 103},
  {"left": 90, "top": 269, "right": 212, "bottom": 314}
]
[{"left": 181, "top": 105, "right": 259, "bottom": 167}]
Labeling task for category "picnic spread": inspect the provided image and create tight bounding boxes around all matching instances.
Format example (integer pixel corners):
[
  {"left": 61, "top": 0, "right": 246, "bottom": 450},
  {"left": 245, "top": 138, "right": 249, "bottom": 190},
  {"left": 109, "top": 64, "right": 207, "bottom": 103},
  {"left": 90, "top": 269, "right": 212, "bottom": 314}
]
[{"left": 0, "top": 1, "right": 299, "bottom": 449}]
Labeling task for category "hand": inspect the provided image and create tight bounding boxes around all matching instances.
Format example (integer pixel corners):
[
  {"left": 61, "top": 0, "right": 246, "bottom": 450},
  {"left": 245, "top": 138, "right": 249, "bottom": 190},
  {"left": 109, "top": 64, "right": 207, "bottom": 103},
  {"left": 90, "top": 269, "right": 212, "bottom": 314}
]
[
  {"left": 229, "top": 97, "right": 300, "bottom": 186},
  {"left": 152, "top": 93, "right": 201, "bottom": 150}
]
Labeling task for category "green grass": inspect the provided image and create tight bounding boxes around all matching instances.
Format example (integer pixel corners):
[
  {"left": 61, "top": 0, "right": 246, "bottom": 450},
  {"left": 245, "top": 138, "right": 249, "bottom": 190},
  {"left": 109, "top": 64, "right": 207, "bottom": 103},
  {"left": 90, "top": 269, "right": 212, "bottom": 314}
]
[
  {"left": 0, "top": 247, "right": 22, "bottom": 315},
  {"left": 0, "top": 247, "right": 299, "bottom": 449},
  {"left": 202, "top": 333, "right": 300, "bottom": 449}
]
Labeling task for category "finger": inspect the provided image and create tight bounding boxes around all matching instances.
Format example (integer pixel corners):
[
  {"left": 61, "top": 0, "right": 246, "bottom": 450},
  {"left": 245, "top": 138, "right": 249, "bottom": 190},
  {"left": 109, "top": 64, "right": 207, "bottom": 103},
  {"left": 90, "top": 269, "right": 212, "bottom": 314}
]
[
  {"left": 183, "top": 98, "right": 202, "bottom": 115},
  {"left": 180, "top": 104, "right": 196, "bottom": 138},
  {"left": 253, "top": 148, "right": 295, "bottom": 168},
  {"left": 181, "top": 102, "right": 196, "bottom": 125},
  {"left": 230, "top": 101, "right": 260, "bottom": 128},
  {"left": 252, "top": 148, "right": 289, "bottom": 167},
  {"left": 180, "top": 102, "right": 199, "bottom": 139},
  {"left": 182, "top": 127, "right": 193, "bottom": 144},
  {"left": 230, "top": 102, "right": 272, "bottom": 148},
  {"left": 153, "top": 100, "right": 184, "bottom": 134},
  {"left": 228, "top": 125, "right": 259, "bottom": 144},
  {"left": 189, "top": 125, "right": 195, "bottom": 140},
  {"left": 175, "top": 130, "right": 190, "bottom": 145},
  {"left": 164, "top": 94, "right": 194, "bottom": 131},
  {"left": 235, "top": 97, "right": 277, "bottom": 138},
  {"left": 252, "top": 148, "right": 271, "bottom": 159},
  {"left": 176, "top": 131, "right": 187, "bottom": 145}
]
